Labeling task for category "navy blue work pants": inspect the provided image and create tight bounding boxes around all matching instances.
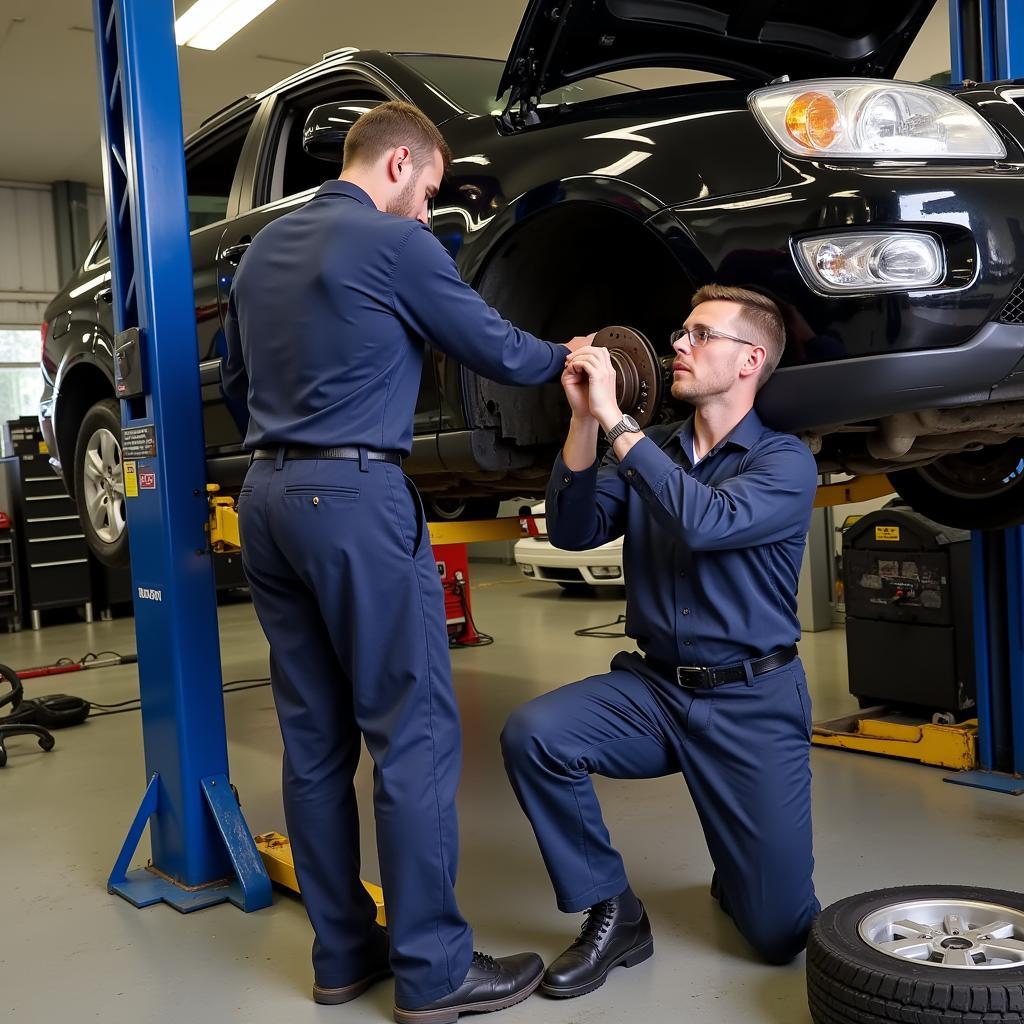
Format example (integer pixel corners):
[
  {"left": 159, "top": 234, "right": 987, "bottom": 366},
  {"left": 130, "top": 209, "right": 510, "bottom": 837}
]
[
  {"left": 501, "top": 650, "right": 820, "bottom": 964},
  {"left": 238, "top": 454, "right": 472, "bottom": 1006}
]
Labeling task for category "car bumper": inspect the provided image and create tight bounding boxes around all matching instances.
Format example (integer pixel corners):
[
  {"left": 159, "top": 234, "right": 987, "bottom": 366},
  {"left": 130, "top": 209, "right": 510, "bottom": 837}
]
[
  {"left": 760, "top": 319, "right": 1024, "bottom": 434},
  {"left": 513, "top": 537, "right": 625, "bottom": 586}
]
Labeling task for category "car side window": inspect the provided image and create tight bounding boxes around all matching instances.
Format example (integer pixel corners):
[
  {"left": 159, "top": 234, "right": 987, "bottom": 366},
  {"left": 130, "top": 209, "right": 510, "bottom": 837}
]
[
  {"left": 185, "top": 113, "right": 256, "bottom": 230},
  {"left": 85, "top": 231, "right": 109, "bottom": 268},
  {"left": 267, "top": 82, "right": 390, "bottom": 202}
]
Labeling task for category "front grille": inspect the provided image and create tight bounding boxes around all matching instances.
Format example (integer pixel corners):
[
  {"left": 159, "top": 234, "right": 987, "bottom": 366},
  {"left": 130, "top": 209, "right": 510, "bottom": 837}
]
[
  {"left": 538, "top": 567, "right": 584, "bottom": 583},
  {"left": 1000, "top": 276, "right": 1024, "bottom": 325}
]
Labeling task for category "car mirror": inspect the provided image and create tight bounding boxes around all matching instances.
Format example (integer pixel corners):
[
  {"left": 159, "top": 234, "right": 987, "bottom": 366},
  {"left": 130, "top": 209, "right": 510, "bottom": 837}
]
[{"left": 302, "top": 100, "right": 383, "bottom": 162}]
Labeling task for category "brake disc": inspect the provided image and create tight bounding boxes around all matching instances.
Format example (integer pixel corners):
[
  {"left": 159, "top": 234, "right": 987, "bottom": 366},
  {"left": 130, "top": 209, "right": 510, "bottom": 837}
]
[{"left": 592, "top": 326, "right": 664, "bottom": 428}]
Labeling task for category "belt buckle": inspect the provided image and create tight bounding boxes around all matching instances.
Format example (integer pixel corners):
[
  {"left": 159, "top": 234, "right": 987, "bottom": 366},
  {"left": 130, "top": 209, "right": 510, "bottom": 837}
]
[{"left": 676, "top": 664, "right": 713, "bottom": 689}]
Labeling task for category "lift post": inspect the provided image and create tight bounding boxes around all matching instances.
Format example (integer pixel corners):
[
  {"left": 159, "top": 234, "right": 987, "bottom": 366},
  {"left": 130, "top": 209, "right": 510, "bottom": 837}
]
[
  {"left": 93, "top": 0, "right": 270, "bottom": 910},
  {"left": 942, "top": 0, "right": 1024, "bottom": 795}
]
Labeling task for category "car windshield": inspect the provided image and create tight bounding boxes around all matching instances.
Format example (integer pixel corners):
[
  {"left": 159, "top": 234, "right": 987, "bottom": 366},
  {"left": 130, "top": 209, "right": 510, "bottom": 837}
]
[{"left": 394, "top": 54, "right": 637, "bottom": 115}]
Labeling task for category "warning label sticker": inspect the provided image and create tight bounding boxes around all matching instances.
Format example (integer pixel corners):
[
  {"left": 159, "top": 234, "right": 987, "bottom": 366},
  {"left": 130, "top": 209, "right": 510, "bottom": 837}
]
[
  {"left": 875, "top": 526, "right": 900, "bottom": 542},
  {"left": 124, "top": 461, "right": 139, "bottom": 498},
  {"left": 122, "top": 424, "right": 157, "bottom": 459},
  {"left": 139, "top": 467, "right": 156, "bottom": 490}
]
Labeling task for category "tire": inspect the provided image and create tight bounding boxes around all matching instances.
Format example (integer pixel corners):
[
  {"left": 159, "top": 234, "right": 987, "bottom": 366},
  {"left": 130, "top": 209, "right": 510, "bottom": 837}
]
[
  {"left": 807, "top": 885, "right": 1024, "bottom": 1024},
  {"left": 425, "top": 496, "right": 501, "bottom": 522},
  {"left": 73, "top": 398, "right": 130, "bottom": 568},
  {"left": 890, "top": 441, "right": 1024, "bottom": 531}
]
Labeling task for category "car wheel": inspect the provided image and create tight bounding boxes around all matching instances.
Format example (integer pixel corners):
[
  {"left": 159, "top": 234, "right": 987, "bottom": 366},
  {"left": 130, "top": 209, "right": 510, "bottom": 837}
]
[
  {"left": 73, "top": 398, "right": 130, "bottom": 568},
  {"left": 807, "top": 885, "right": 1024, "bottom": 1024},
  {"left": 425, "top": 497, "right": 501, "bottom": 522},
  {"left": 889, "top": 441, "right": 1024, "bottom": 530}
]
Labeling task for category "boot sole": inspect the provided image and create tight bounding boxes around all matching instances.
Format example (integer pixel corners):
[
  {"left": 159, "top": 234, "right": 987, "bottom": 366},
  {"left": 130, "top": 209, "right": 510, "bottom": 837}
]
[
  {"left": 314, "top": 968, "right": 393, "bottom": 1005},
  {"left": 393, "top": 965, "right": 544, "bottom": 1024},
  {"left": 540, "top": 937, "right": 654, "bottom": 999}
]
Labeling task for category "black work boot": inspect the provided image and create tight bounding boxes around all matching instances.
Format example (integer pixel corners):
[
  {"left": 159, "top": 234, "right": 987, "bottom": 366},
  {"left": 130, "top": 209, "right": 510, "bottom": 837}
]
[
  {"left": 393, "top": 950, "right": 544, "bottom": 1024},
  {"left": 542, "top": 889, "right": 654, "bottom": 998},
  {"left": 313, "top": 923, "right": 392, "bottom": 1004}
]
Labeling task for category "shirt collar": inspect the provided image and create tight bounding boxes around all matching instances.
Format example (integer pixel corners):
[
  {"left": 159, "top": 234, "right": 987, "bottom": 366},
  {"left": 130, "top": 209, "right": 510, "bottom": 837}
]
[
  {"left": 673, "top": 407, "right": 766, "bottom": 461},
  {"left": 314, "top": 180, "right": 377, "bottom": 208}
]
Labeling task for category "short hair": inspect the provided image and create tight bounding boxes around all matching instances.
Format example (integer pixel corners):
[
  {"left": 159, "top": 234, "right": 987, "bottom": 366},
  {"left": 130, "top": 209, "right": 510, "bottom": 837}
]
[
  {"left": 691, "top": 283, "right": 786, "bottom": 388},
  {"left": 343, "top": 100, "right": 452, "bottom": 173}
]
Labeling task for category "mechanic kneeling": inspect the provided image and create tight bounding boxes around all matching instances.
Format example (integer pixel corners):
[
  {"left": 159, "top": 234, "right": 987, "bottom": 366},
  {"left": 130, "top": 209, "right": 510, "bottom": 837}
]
[{"left": 502, "top": 285, "right": 821, "bottom": 999}]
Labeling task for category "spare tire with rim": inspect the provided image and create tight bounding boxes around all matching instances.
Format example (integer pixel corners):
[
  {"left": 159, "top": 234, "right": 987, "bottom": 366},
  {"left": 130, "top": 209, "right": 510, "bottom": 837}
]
[{"left": 808, "top": 885, "right": 1024, "bottom": 1024}]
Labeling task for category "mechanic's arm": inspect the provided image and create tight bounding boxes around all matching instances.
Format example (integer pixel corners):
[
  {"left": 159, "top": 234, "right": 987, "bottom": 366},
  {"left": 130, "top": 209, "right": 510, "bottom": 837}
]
[
  {"left": 391, "top": 223, "right": 591, "bottom": 384},
  {"left": 545, "top": 359, "right": 628, "bottom": 550},
  {"left": 572, "top": 346, "right": 818, "bottom": 550},
  {"left": 220, "top": 288, "right": 251, "bottom": 437}
]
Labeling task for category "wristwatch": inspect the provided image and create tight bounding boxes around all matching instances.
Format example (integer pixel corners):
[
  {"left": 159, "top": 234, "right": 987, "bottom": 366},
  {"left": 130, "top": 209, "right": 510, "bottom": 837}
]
[{"left": 605, "top": 414, "right": 642, "bottom": 444}]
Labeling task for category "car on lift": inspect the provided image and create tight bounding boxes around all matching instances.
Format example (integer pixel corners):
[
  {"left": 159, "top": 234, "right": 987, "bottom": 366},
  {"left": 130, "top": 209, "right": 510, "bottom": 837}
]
[{"left": 40, "top": 0, "right": 1024, "bottom": 566}]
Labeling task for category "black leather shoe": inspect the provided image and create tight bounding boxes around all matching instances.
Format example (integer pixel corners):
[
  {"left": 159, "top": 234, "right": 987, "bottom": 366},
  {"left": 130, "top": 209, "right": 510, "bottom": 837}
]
[
  {"left": 393, "top": 950, "right": 544, "bottom": 1024},
  {"left": 313, "top": 924, "right": 392, "bottom": 1005},
  {"left": 542, "top": 896, "right": 654, "bottom": 999}
]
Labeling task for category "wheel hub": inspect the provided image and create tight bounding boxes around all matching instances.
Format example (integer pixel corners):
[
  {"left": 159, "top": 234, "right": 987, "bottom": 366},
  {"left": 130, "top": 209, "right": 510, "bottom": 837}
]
[
  {"left": 592, "top": 326, "right": 664, "bottom": 428},
  {"left": 859, "top": 898, "right": 1024, "bottom": 970}
]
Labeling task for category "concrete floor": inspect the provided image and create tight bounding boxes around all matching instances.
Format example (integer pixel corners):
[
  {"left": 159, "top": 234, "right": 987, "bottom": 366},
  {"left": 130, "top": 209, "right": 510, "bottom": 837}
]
[{"left": 4, "top": 562, "right": 1024, "bottom": 1024}]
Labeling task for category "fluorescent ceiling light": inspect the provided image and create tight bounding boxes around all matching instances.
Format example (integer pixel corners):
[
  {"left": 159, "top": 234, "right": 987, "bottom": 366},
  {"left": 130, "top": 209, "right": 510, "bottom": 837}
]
[{"left": 175, "top": 0, "right": 280, "bottom": 51}]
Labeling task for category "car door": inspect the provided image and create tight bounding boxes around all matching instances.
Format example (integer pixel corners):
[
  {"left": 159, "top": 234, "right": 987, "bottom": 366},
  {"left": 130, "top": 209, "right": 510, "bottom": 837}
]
[{"left": 216, "top": 70, "right": 442, "bottom": 466}]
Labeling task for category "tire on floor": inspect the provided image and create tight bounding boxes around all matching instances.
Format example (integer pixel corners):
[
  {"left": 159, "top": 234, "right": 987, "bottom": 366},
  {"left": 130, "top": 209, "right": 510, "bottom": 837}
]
[{"left": 807, "top": 885, "right": 1024, "bottom": 1024}]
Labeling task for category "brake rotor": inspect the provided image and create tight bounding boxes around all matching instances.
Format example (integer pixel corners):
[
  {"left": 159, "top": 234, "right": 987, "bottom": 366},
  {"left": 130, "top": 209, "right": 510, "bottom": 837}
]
[{"left": 592, "top": 326, "right": 663, "bottom": 428}]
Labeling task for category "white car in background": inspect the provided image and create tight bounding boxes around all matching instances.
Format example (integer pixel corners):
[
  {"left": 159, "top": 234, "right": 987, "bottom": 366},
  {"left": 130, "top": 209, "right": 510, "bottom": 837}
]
[{"left": 514, "top": 503, "right": 624, "bottom": 592}]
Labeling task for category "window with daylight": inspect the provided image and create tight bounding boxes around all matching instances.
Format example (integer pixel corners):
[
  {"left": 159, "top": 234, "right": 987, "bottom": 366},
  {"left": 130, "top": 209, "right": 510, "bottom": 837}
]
[{"left": 0, "top": 329, "right": 43, "bottom": 439}]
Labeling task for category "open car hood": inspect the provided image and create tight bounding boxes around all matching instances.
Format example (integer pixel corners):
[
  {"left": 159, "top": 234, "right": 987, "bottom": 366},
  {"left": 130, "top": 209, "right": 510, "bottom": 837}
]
[{"left": 498, "top": 0, "right": 939, "bottom": 114}]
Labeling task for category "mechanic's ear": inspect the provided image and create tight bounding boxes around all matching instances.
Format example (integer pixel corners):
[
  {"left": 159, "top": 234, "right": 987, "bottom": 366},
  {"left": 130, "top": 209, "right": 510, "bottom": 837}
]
[
  {"left": 741, "top": 345, "right": 768, "bottom": 380},
  {"left": 387, "top": 146, "right": 411, "bottom": 183}
]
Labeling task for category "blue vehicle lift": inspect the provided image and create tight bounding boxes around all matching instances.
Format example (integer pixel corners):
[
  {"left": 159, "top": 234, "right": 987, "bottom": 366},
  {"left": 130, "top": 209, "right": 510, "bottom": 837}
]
[
  {"left": 944, "top": 0, "right": 1024, "bottom": 795},
  {"left": 93, "top": 0, "right": 269, "bottom": 912}
]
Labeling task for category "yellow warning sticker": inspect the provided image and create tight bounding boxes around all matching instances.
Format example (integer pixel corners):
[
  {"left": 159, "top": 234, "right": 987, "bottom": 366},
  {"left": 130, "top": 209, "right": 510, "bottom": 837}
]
[
  {"left": 124, "top": 460, "right": 139, "bottom": 498},
  {"left": 38, "top": 440, "right": 49, "bottom": 454},
  {"left": 875, "top": 525, "right": 900, "bottom": 542}
]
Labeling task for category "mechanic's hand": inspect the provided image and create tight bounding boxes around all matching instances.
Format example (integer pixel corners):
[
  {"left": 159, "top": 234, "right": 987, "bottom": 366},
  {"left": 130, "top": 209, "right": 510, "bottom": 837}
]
[
  {"left": 561, "top": 358, "right": 593, "bottom": 420},
  {"left": 565, "top": 332, "right": 596, "bottom": 354},
  {"left": 566, "top": 346, "right": 620, "bottom": 427}
]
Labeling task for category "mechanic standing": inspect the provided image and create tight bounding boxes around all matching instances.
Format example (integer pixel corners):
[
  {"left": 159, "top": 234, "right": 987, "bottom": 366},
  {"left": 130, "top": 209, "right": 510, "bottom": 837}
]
[
  {"left": 223, "top": 101, "right": 591, "bottom": 1021},
  {"left": 501, "top": 285, "right": 821, "bottom": 999}
]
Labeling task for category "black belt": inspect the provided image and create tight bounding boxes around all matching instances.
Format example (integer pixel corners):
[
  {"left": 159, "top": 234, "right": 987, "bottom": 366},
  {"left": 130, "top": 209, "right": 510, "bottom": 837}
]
[
  {"left": 252, "top": 446, "right": 403, "bottom": 465},
  {"left": 647, "top": 645, "right": 798, "bottom": 689}
]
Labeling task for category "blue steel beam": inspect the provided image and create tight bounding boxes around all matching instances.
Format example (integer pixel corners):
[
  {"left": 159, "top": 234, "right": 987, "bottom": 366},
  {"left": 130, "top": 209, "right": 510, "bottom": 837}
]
[
  {"left": 93, "top": 0, "right": 269, "bottom": 910},
  {"left": 950, "top": 0, "right": 1024, "bottom": 84}
]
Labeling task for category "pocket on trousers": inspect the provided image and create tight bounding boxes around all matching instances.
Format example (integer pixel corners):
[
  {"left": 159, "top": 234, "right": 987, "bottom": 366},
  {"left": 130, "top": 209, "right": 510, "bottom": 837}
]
[
  {"left": 793, "top": 676, "right": 813, "bottom": 742},
  {"left": 283, "top": 485, "right": 360, "bottom": 500},
  {"left": 401, "top": 475, "right": 427, "bottom": 556}
]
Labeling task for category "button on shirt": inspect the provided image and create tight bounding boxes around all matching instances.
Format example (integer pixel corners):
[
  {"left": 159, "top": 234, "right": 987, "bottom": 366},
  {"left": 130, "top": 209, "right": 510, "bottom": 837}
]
[
  {"left": 546, "top": 410, "right": 818, "bottom": 667},
  {"left": 222, "top": 181, "right": 567, "bottom": 452}
]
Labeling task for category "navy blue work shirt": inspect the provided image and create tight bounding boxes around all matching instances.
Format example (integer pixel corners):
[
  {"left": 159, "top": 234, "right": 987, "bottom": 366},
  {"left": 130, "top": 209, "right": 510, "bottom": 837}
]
[
  {"left": 546, "top": 409, "right": 819, "bottom": 667},
  {"left": 222, "top": 181, "right": 567, "bottom": 452}
]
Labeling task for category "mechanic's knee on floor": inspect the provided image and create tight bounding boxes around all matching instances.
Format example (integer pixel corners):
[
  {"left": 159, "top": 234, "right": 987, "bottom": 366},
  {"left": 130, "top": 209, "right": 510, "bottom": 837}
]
[{"left": 731, "top": 902, "right": 815, "bottom": 965}]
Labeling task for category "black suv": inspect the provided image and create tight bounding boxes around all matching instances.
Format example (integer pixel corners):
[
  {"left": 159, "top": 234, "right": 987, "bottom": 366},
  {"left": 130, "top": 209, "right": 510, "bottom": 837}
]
[{"left": 41, "top": 0, "right": 1024, "bottom": 566}]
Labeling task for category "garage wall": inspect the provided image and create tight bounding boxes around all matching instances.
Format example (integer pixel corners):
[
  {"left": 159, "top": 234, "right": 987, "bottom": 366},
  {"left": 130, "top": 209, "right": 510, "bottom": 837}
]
[{"left": 0, "top": 182, "right": 60, "bottom": 328}]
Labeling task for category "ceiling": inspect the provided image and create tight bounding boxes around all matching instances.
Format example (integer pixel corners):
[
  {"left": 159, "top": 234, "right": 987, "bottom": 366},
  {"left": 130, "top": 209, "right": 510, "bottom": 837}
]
[{"left": 0, "top": 0, "right": 952, "bottom": 187}]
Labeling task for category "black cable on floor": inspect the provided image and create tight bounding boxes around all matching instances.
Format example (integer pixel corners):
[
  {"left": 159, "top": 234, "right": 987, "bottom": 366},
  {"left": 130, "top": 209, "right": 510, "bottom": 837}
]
[{"left": 574, "top": 614, "right": 627, "bottom": 638}]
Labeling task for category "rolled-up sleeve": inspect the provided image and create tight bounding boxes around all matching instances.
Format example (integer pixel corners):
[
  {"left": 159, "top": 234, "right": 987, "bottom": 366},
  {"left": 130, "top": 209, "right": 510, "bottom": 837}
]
[
  {"left": 615, "top": 435, "right": 818, "bottom": 551},
  {"left": 391, "top": 224, "right": 566, "bottom": 384},
  {"left": 546, "top": 451, "right": 629, "bottom": 551}
]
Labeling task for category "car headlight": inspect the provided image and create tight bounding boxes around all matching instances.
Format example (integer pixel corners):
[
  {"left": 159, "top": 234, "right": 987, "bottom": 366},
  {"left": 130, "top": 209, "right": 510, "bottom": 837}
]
[
  {"left": 794, "top": 232, "right": 945, "bottom": 294},
  {"left": 749, "top": 79, "right": 1006, "bottom": 159}
]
